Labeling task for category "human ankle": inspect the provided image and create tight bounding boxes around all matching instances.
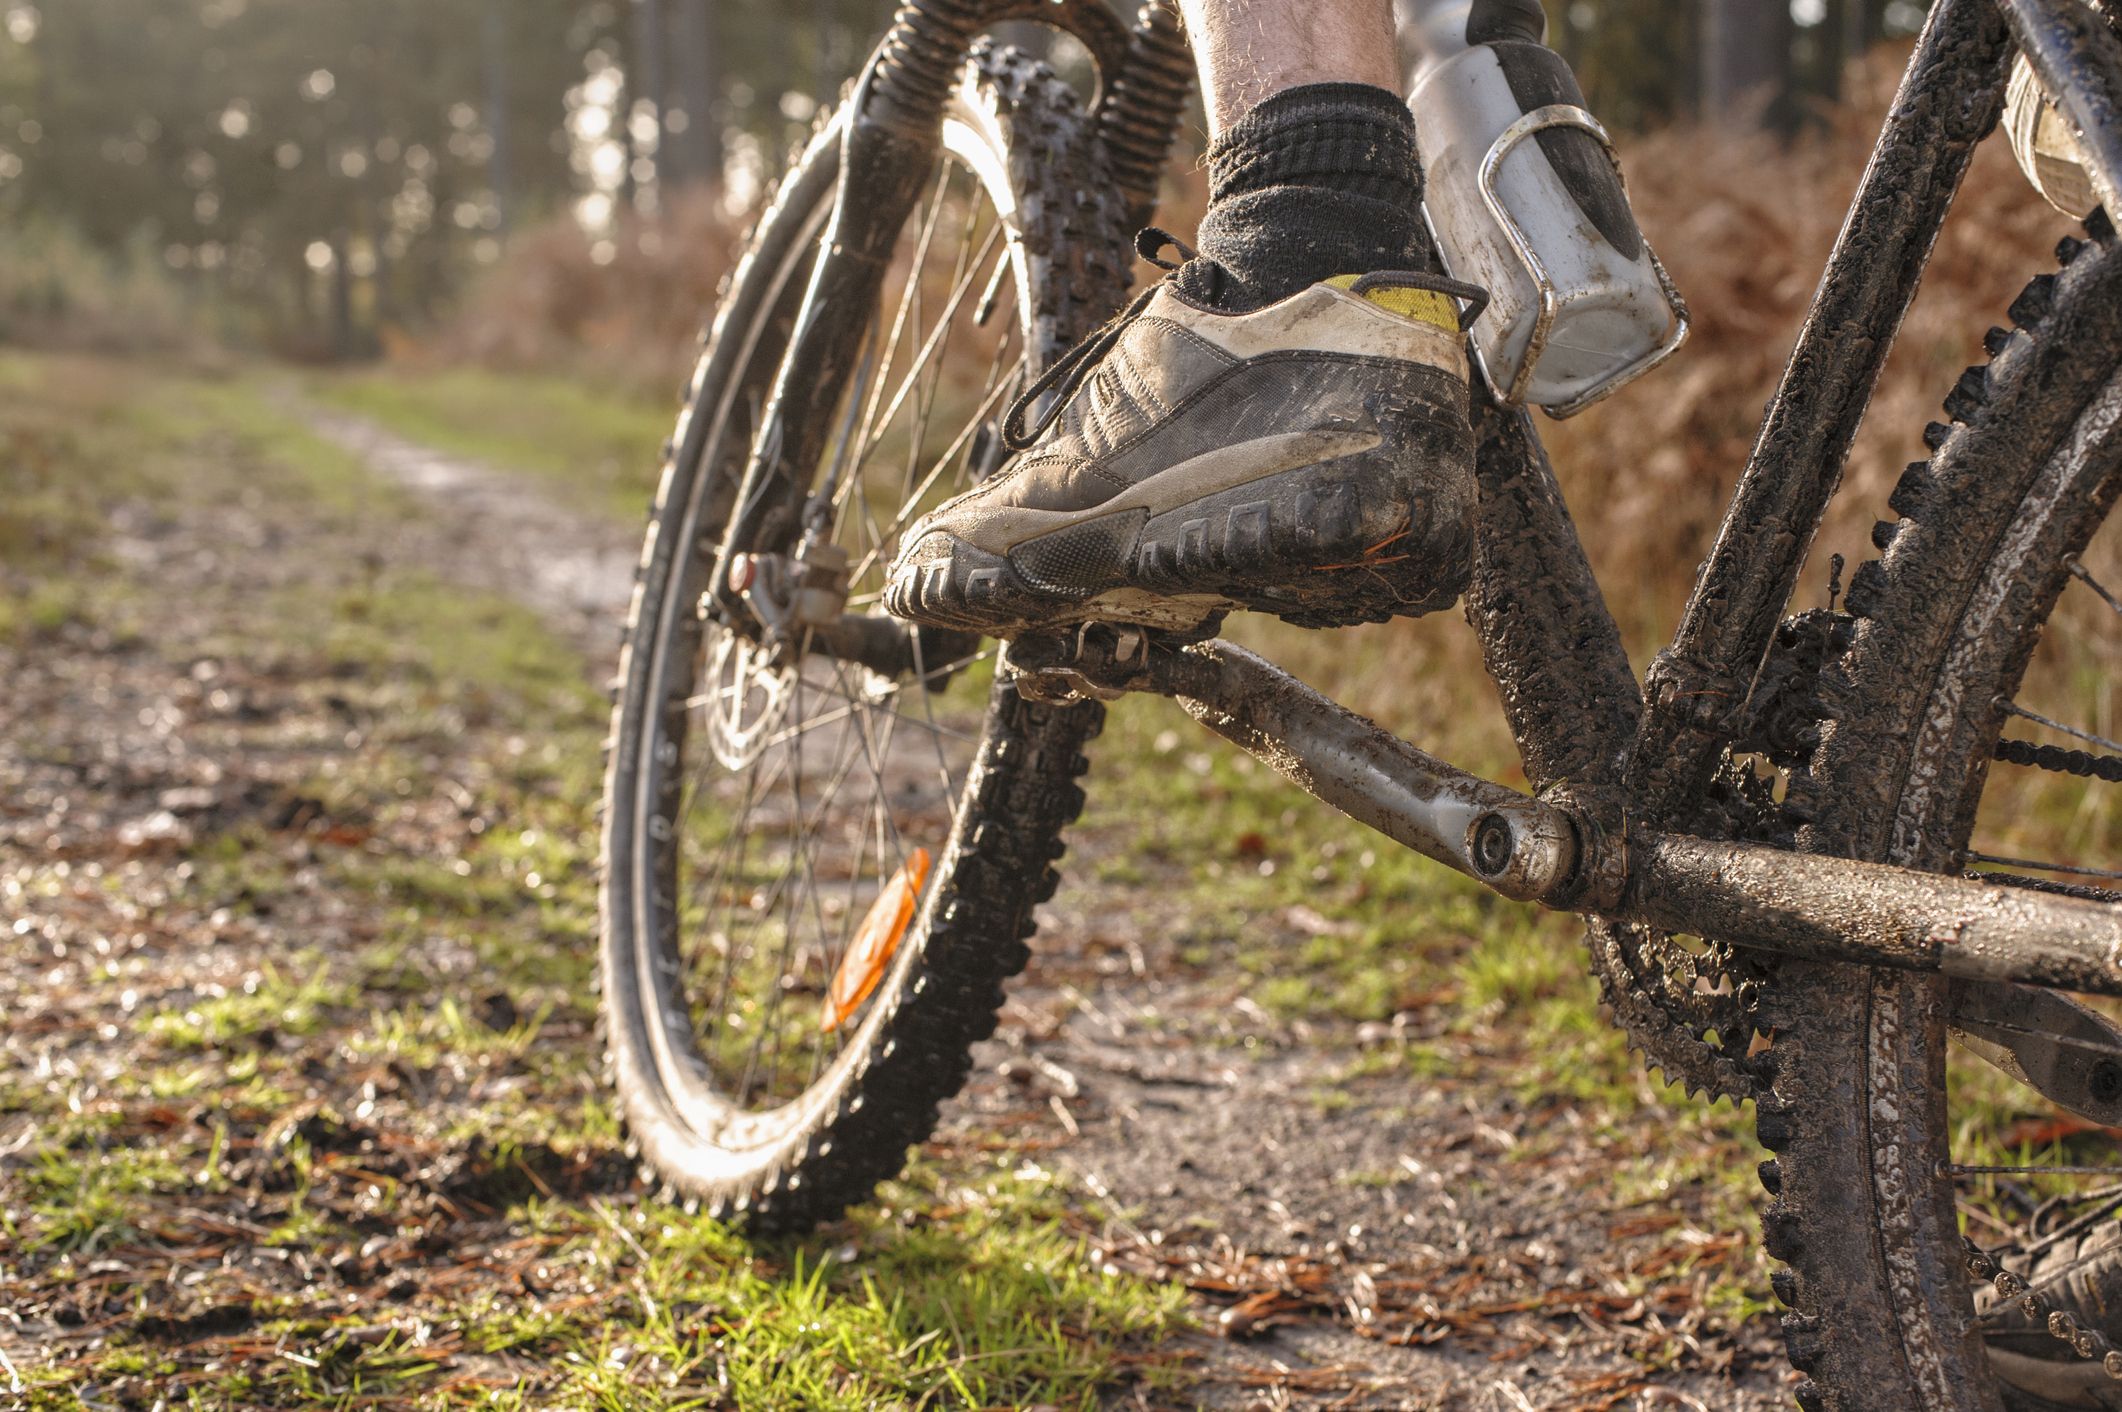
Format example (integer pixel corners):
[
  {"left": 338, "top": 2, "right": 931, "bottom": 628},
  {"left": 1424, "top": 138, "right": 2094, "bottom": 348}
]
[{"left": 1176, "top": 81, "right": 1436, "bottom": 313}]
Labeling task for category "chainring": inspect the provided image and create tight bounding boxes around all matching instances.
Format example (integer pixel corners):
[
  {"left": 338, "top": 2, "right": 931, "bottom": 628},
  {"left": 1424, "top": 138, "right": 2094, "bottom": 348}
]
[{"left": 1583, "top": 754, "right": 1791, "bottom": 1102}]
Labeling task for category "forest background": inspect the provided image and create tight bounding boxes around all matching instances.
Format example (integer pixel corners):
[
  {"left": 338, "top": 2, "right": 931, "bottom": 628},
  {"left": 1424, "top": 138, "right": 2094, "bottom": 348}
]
[
  {"left": 1, "top": 2, "right": 2098, "bottom": 1407},
  {"left": 0, "top": 0, "right": 1932, "bottom": 367}
]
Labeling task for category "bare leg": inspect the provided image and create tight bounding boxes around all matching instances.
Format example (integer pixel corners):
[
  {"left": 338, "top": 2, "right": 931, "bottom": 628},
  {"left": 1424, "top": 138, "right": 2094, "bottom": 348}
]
[{"left": 1176, "top": 0, "right": 1400, "bottom": 134}]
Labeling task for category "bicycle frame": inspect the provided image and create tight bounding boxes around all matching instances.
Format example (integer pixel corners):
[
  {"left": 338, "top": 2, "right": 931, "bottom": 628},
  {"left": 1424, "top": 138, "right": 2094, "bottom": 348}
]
[
  {"left": 744, "top": 0, "right": 2122, "bottom": 994},
  {"left": 1012, "top": 0, "right": 2122, "bottom": 994},
  {"left": 707, "top": 0, "right": 1174, "bottom": 624}
]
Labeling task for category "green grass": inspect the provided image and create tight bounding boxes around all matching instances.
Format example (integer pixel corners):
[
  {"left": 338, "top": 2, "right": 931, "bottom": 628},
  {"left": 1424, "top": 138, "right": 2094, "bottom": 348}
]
[
  {"left": 296, "top": 359, "right": 1781, "bottom": 1347},
  {"left": 1091, "top": 688, "right": 1599, "bottom": 1024},
  {"left": 22, "top": 1162, "right": 1185, "bottom": 1411},
  {"left": 502, "top": 1165, "right": 1188, "bottom": 1411},
  {"left": 0, "top": 351, "right": 150, "bottom": 641},
  {"left": 307, "top": 365, "right": 673, "bottom": 521},
  {"left": 22, "top": 1140, "right": 188, "bottom": 1255},
  {"left": 145, "top": 967, "right": 352, "bottom": 1052},
  {"left": 2, "top": 350, "right": 1191, "bottom": 1412}
]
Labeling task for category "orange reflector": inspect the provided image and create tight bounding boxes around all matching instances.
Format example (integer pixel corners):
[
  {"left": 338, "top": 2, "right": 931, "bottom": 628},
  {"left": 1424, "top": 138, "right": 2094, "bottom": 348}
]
[{"left": 821, "top": 847, "right": 930, "bottom": 1033}]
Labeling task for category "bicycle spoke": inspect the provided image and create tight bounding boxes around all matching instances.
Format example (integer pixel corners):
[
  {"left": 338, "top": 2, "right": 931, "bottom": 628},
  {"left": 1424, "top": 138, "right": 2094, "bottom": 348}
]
[
  {"left": 737, "top": 669, "right": 816, "bottom": 1106},
  {"left": 852, "top": 223, "right": 1006, "bottom": 474},
  {"left": 757, "top": 688, "right": 983, "bottom": 753},
  {"left": 693, "top": 748, "right": 775, "bottom": 1050},
  {"left": 899, "top": 201, "right": 989, "bottom": 500},
  {"left": 821, "top": 657, "right": 925, "bottom": 870},
  {"left": 845, "top": 355, "right": 1026, "bottom": 587},
  {"left": 683, "top": 699, "right": 797, "bottom": 913},
  {"left": 1999, "top": 699, "right": 2122, "bottom": 754},
  {"left": 1966, "top": 851, "right": 2122, "bottom": 881},
  {"left": 2068, "top": 556, "right": 2122, "bottom": 618},
  {"left": 683, "top": 760, "right": 759, "bottom": 1044},
  {"left": 851, "top": 162, "right": 955, "bottom": 461},
  {"left": 1954, "top": 1164, "right": 2122, "bottom": 1178},
  {"left": 645, "top": 132, "right": 1024, "bottom": 1122},
  {"left": 770, "top": 739, "right": 858, "bottom": 1102},
  {"left": 2017, "top": 1190, "right": 2122, "bottom": 1264},
  {"left": 740, "top": 698, "right": 876, "bottom": 938},
  {"left": 909, "top": 627, "right": 966, "bottom": 808},
  {"left": 776, "top": 670, "right": 987, "bottom": 746}
]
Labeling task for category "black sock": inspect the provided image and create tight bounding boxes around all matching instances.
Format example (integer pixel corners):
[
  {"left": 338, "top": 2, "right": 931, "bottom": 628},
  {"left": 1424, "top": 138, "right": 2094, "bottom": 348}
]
[{"left": 1175, "top": 82, "right": 1435, "bottom": 312}]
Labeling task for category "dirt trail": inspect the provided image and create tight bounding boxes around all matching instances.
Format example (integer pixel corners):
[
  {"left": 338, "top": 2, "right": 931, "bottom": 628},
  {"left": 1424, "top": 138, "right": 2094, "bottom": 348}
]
[
  {"left": 276, "top": 405, "right": 1792, "bottom": 1410},
  {"left": 300, "top": 403, "right": 640, "bottom": 656}
]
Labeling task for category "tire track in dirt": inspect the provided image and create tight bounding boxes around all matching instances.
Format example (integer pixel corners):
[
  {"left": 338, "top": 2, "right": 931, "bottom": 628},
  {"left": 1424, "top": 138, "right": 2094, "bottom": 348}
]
[{"left": 299, "top": 403, "right": 1793, "bottom": 1410}]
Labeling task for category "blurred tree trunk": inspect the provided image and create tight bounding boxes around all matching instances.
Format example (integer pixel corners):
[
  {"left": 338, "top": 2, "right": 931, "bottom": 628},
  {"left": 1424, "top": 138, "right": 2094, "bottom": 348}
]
[
  {"left": 373, "top": 239, "right": 396, "bottom": 331},
  {"left": 483, "top": 0, "right": 513, "bottom": 234},
  {"left": 1846, "top": 0, "right": 1884, "bottom": 56},
  {"left": 1563, "top": 0, "right": 1699, "bottom": 132},
  {"left": 1701, "top": 0, "right": 1795, "bottom": 129},
  {"left": 813, "top": 0, "right": 833, "bottom": 103},
  {"left": 673, "top": 0, "right": 716, "bottom": 186},
  {"left": 330, "top": 228, "right": 354, "bottom": 361},
  {"left": 633, "top": 0, "right": 669, "bottom": 199}
]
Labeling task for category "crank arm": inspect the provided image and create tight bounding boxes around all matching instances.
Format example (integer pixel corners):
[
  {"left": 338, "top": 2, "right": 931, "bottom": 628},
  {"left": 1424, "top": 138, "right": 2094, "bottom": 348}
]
[
  {"left": 1949, "top": 979, "right": 2122, "bottom": 1127},
  {"left": 1072, "top": 636, "right": 2122, "bottom": 996}
]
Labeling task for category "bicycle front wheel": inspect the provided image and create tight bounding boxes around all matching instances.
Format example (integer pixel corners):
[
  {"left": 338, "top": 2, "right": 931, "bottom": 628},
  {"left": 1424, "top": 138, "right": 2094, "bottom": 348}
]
[
  {"left": 598, "top": 44, "right": 1125, "bottom": 1231},
  {"left": 1759, "top": 212, "right": 2122, "bottom": 1409}
]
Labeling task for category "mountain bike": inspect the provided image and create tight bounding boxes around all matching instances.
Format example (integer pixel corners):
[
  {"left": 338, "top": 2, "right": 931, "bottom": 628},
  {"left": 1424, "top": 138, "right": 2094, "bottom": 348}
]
[{"left": 597, "top": 0, "right": 2122, "bottom": 1405}]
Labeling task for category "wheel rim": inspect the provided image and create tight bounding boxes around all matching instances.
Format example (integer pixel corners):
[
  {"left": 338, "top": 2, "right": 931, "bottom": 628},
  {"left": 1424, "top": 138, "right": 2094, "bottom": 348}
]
[
  {"left": 632, "top": 110, "right": 1039, "bottom": 1134},
  {"left": 1946, "top": 501, "right": 2122, "bottom": 1393},
  {"left": 1849, "top": 354, "right": 2122, "bottom": 1403}
]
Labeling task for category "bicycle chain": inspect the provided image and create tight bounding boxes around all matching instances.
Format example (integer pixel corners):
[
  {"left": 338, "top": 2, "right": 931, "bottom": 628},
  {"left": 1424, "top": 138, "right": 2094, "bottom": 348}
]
[
  {"left": 1587, "top": 600, "right": 1866, "bottom": 1104},
  {"left": 1601, "top": 639, "right": 2122, "bottom": 1377},
  {"left": 1995, "top": 735, "right": 2122, "bottom": 781},
  {"left": 1963, "top": 1236, "right": 2122, "bottom": 1382}
]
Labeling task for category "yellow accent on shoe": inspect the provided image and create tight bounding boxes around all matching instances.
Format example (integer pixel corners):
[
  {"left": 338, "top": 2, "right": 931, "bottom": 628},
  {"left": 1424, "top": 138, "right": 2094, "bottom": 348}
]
[{"left": 1326, "top": 274, "right": 1460, "bottom": 333}]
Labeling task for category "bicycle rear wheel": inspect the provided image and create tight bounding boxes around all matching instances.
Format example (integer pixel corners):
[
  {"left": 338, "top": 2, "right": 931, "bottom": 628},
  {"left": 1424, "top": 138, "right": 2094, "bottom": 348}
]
[
  {"left": 599, "top": 45, "right": 1125, "bottom": 1230},
  {"left": 1759, "top": 214, "right": 2122, "bottom": 1409}
]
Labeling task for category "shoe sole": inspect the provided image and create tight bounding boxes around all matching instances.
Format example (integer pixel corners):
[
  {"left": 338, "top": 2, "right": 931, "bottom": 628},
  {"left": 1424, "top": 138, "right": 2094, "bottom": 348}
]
[{"left": 884, "top": 429, "right": 1473, "bottom": 637}]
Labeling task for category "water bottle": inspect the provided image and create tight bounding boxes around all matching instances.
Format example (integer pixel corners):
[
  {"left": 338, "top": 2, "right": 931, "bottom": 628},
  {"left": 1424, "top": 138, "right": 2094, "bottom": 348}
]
[
  {"left": 2004, "top": 53, "right": 2097, "bottom": 219},
  {"left": 1398, "top": 0, "right": 1686, "bottom": 417}
]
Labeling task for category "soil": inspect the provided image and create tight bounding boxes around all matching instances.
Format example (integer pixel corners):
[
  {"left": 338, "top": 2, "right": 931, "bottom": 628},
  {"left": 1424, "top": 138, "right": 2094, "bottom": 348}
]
[{"left": 0, "top": 398, "right": 1794, "bottom": 1409}]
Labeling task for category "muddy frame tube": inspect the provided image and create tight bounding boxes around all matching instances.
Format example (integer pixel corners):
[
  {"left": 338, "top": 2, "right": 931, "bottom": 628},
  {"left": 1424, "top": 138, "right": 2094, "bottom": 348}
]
[
  {"left": 1464, "top": 0, "right": 2026, "bottom": 816},
  {"left": 1108, "top": 640, "right": 2122, "bottom": 996},
  {"left": 1621, "top": 0, "right": 2015, "bottom": 826},
  {"left": 1071, "top": 0, "right": 2122, "bottom": 992}
]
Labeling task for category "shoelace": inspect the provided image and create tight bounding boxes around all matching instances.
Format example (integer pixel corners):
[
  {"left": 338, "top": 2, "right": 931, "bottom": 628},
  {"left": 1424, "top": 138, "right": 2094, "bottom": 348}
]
[
  {"left": 998, "top": 229, "right": 1488, "bottom": 453},
  {"left": 999, "top": 229, "right": 1206, "bottom": 451}
]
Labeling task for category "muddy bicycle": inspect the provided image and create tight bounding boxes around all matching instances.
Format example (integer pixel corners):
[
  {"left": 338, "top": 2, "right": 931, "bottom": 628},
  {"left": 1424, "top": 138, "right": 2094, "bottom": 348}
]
[{"left": 598, "top": 0, "right": 2122, "bottom": 1405}]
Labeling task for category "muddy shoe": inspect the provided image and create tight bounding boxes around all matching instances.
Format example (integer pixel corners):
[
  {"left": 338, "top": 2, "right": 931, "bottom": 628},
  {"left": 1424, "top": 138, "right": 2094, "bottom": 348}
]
[{"left": 883, "top": 255, "right": 1483, "bottom": 637}]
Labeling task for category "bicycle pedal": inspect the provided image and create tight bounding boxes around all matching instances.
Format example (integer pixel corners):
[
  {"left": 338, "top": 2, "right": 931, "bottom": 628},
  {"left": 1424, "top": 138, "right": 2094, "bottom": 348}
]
[{"left": 1007, "top": 619, "right": 1212, "bottom": 702}]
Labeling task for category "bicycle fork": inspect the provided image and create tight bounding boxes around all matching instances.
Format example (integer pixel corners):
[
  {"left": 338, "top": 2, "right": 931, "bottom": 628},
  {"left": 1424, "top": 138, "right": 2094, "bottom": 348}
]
[
  {"left": 708, "top": 0, "right": 1192, "bottom": 638},
  {"left": 706, "top": 5, "right": 974, "bottom": 629}
]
